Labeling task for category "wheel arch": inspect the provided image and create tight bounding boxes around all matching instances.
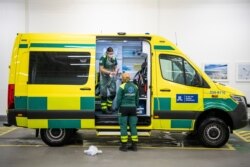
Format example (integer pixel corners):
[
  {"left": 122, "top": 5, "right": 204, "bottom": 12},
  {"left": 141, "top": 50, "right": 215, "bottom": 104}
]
[{"left": 194, "top": 109, "right": 233, "bottom": 133}]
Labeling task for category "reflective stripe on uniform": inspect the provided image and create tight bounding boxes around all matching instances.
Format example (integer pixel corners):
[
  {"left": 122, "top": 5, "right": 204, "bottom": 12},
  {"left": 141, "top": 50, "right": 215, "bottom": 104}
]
[
  {"left": 131, "top": 135, "right": 138, "bottom": 142},
  {"left": 101, "top": 102, "right": 107, "bottom": 110},
  {"left": 121, "top": 135, "right": 128, "bottom": 143},
  {"left": 119, "top": 83, "right": 126, "bottom": 89},
  {"left": 107, "top": 99, "right": 112, "bottom": 107}
]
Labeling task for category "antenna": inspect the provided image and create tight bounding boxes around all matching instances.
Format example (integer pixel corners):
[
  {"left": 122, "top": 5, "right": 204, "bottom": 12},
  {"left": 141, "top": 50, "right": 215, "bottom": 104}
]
[{"left": 175, "top": 32, "right": 178, "bottom": 46}]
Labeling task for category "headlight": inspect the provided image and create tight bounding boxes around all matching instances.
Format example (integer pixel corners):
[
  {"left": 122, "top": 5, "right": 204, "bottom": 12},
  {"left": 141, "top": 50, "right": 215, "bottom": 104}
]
[{"left": 231, "top": 95, "right": 246, "bottom": 104}]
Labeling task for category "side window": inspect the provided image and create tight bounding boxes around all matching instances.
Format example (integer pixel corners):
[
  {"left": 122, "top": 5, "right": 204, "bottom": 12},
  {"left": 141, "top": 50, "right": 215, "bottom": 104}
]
[
  {"left": 159, "top": 54, "right": 202, "bottom": 87},
  {"left": 184, "top": 60, "right": 196, "bottom": 86},
  {"left": 159, "top": 56, "right": 183, "bottom": 83},
  {"left": 28, "top": 52, "right": 91, "bottom": 85}
]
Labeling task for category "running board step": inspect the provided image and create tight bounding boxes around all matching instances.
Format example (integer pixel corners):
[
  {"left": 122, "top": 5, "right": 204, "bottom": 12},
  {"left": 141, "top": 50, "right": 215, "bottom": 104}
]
[{"left": 96, "top": 130, "right": 151, "bottom": 136}]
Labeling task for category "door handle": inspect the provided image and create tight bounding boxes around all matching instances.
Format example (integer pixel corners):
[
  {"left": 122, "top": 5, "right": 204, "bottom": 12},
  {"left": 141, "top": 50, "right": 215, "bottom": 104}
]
[
  {"left": 160, "top": 88, "right": 171, "bottom": 92},
  {"left": 80, "top": 87, "right": 91, "bottom": 91}
]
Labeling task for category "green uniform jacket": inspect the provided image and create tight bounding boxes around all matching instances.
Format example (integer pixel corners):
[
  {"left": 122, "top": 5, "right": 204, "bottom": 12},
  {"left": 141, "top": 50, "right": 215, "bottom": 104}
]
[
  {"left": 116, "top": 81, "right": 139, "bottom": 109},
  {"left": 99, "top": 55, "right": 118, "bottom": 73}
]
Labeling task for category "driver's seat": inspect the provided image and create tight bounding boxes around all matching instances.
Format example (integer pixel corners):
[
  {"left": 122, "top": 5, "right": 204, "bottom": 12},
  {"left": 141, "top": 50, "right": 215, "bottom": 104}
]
[{"left": 174, "top": 73, "right": 185, "bottom": 84}]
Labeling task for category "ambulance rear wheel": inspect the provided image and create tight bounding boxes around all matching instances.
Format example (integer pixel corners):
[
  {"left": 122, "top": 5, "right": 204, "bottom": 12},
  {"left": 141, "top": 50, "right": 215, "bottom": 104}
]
[
  {"left": 198, "top": 117, "right": 229, "bottom": 148},
  {"left": 40, "top": 128, "right": 71, "bottom": 146}
]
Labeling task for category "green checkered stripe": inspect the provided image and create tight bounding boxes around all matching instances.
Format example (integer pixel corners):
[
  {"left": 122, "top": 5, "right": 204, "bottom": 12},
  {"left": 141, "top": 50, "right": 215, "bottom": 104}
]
[
  {"left": 15, "top": 96, "right": 95, "bottom": 111},
  {"left": 154, "top": 98, "right": 192, "bottom": 128},
  {"left": 154, "top": 97, "right": 238, "bottom": 129},
  {"left": 15, "top": 96, "right": 95, "bottom": 128}
]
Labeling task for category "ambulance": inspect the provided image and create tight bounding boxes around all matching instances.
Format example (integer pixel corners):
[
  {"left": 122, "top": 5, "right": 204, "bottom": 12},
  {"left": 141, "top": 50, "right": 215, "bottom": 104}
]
[{"left": 5, "top": 33, "right": 248, "bottom": 147}]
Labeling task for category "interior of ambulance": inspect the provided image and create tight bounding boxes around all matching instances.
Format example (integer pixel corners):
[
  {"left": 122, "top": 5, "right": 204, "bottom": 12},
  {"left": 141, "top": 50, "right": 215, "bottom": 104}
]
[{"left": 94, "top": 37, "right": 151, "bottom": 126}]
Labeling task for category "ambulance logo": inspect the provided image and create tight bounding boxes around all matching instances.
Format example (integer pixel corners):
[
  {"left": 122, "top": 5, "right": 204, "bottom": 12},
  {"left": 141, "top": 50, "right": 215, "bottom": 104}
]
[
  {"left": 128, "top": 86, "right": 135, "bottom": 93},
  {"left": 176, "top": 94, "right": 198, "bottom": 103},
  {"left": 177, "top": 95, "right": 183, "bottom": 102}
]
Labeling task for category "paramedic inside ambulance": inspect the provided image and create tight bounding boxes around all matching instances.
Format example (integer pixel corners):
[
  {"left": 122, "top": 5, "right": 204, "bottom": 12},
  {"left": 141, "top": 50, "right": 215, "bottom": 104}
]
[{"left": 99, "top": 47, "right": 118, "bottom": 114}]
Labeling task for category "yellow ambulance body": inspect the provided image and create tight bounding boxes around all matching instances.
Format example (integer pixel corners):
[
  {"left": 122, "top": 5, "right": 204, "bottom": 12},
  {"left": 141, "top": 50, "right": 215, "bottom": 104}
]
[{"left": 6, "top": 33, "right": 248, "bottom": 147}]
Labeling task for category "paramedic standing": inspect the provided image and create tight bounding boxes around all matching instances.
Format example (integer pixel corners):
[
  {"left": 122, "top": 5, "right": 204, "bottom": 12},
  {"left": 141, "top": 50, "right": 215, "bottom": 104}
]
[
  {"left": 99, "top": 47, "right": 118, "bottom": 114},
  {"left": 117, "top": 73, "right": 139, "bottom": 151}
]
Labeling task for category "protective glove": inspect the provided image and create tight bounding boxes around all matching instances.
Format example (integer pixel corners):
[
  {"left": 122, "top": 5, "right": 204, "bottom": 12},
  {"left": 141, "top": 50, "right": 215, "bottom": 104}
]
[{"left": 84, "top": 145, "right": 102, "bottom": 156}]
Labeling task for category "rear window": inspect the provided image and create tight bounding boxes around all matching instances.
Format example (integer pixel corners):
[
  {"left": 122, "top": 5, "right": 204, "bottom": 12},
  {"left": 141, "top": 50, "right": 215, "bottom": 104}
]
[{"left": 28, "top": 52, "right": 91, "bottom": 85}]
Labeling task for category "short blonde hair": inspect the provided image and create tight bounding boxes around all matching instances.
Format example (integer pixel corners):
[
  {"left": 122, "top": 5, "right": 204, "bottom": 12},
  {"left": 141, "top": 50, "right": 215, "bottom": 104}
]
[{"left": 122, "top": 73, "right": 130, "bottom": 83}]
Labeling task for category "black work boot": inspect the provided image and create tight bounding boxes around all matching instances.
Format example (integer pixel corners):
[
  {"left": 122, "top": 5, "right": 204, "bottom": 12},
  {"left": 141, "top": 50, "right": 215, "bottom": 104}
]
[
  {"left": 119, "top": 142, "right": 127, "bottom": 152},
  {"left": 101, "top": 108, "right": 107, "bottom": 114},
  {"left": 106, "top": 107, "right": 113, "bottom": 114},
  {"left": 128, "top": 142, "right": 137, "bottom": 151}
]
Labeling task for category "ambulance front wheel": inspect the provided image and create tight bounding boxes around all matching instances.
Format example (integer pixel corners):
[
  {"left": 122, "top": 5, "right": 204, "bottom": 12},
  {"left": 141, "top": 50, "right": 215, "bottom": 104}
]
[
  {"left": 40, "top": 128, "right": 72, "bottom": 146},
  {"left": 198, "top": 117, "right": 230, "bottom": 148}
]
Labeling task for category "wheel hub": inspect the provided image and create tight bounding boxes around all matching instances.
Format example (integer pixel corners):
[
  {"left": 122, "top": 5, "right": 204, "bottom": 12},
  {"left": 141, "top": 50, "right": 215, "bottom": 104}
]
[
  {"left": 206, "top": 125, "right": 221, "bottom": 140},
  {"left": 46, "top": 129, "right": 66, "bottom": 141}
]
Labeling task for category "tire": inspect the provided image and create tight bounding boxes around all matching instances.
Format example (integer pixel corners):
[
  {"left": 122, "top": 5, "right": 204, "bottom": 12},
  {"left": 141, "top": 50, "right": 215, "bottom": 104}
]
[
  {"left": 198, "top": 118, "right": 230, "bottom": 148},
  {"left": 40, "top": 128, "right": 72, "bottom": 147}
]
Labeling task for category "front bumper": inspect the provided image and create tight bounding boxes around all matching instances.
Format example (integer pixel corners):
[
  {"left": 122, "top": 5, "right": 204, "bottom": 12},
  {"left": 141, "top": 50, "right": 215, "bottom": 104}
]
[{"left": 229, "top": 102, "right": 248, "bottom": 130}]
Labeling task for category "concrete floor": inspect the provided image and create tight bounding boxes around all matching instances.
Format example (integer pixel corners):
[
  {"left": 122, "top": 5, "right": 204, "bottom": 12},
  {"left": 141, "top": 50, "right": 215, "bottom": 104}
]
[{"left": 0, "top": 122, "right": 250, "bottom": 167}]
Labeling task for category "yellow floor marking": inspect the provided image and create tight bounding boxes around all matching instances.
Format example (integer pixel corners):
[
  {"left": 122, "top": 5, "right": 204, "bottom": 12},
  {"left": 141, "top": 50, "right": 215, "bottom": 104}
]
[
  {"left": 0, "top": 127, "right": 235, "bottom": 150},
  {"left": 0, "top": 144, "right": 44, "bottom": 147},
  {"left": 0, "top": 142, "right": 235, "bottom": 151},
  {"left": 130, "top": 143, "right": 234, "bottom": 151},
  {"left": 0, "top": 127, "right": 18, "bottom": 137},
  {"left": 234, "top": 131, "right": 250, "bottom": 142},
  {"left": 77, "top": 143, "right": 235, "bottom": 151},
  {"left": 0, "top": 143, "right": 235, "bottom": 150}
]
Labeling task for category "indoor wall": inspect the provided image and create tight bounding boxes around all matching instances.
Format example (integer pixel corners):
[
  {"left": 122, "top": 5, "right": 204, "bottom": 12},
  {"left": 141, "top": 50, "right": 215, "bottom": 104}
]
[{"left": 0, "top": 0, "right": 249, "bottom": 115}]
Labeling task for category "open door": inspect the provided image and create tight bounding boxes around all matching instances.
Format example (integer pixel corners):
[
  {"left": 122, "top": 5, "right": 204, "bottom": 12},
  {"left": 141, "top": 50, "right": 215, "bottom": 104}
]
[{"left": 95, "top": 36, "right": 151, "bottom": 126}]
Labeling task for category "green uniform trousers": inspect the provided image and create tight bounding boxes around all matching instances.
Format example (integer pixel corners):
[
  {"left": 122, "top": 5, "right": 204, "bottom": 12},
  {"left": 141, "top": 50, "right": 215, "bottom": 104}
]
[
  {"left": 100, "top": 75, "right": 116, "bottom": 111},
  {"left": 119, "top": 115, "right": 138, "bottom": 143}
]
